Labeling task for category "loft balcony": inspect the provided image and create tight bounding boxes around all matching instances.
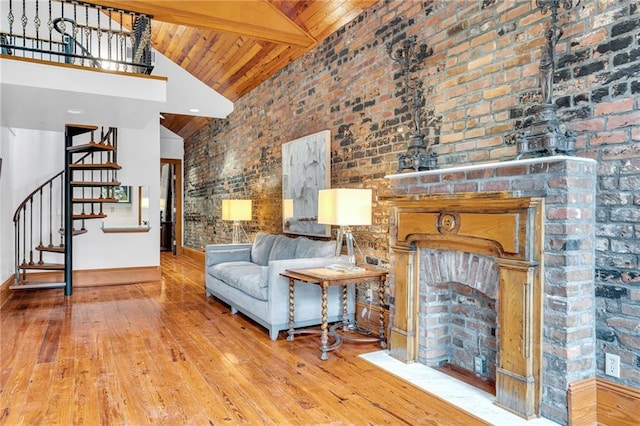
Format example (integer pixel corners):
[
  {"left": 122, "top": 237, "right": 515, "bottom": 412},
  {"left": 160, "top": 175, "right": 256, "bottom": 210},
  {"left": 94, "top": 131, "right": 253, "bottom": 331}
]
[{"left": 0, "top": 0, "right": 153, "bottom": 75}]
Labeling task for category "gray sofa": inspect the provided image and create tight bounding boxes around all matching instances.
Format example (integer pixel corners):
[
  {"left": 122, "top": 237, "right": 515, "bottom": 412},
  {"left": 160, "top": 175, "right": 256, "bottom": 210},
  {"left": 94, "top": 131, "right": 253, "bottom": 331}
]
[{"left": 205, "top": 232, "right": 355, "bottom": 340}]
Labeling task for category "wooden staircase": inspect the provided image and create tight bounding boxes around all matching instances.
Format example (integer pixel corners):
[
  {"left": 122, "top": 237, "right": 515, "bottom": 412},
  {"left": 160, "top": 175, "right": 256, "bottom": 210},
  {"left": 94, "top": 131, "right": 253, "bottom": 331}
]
[{"left": 11, "top": 124, "right": 121, "bottom": 294}]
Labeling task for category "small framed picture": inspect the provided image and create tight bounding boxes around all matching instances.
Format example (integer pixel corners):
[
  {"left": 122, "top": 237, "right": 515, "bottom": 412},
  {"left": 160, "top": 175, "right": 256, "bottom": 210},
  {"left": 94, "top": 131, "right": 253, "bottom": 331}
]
[{"left": 102, "top": 185, "right": 131, "bottom": 203}]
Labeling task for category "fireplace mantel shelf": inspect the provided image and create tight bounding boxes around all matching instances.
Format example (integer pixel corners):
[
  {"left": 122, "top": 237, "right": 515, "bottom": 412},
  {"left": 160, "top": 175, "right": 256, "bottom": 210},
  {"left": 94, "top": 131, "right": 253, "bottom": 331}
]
[
  {"left": 385, "top": 155, "right": 596, "bottom": 179},
  {"left": 378, "top": 190, "right": 547, "bottom": 203}
]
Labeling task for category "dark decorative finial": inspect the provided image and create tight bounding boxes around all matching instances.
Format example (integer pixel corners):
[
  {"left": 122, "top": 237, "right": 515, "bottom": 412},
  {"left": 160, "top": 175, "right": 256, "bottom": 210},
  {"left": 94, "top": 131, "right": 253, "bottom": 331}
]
[
  {"left": 514, "top": 0, "right": 576, "bottom": 159},
  {"left": 386, "top": 36, "right": 436, "bottom": 173}
]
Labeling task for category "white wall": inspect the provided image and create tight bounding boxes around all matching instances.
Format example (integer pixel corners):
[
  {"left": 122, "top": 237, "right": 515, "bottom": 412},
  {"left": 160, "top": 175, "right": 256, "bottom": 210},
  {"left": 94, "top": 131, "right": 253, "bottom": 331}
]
[
  {"left": 0, "top": 127, "right": 16, "bottom": 281},
  {"left": 160, "top": 126, "right": 184, "bottom": 159},
  {"left": 74, "top": 121, "right": 160, "bottom": 269}
]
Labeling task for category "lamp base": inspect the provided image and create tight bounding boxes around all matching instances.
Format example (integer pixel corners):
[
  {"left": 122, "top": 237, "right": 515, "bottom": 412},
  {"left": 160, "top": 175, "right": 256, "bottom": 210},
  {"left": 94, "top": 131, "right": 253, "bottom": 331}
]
[
  {"left": 231, "top": 221, "right": 249, "bottom": 244},
  {"left": 335, "top": 226, "right": 357, "bottom": 267}
]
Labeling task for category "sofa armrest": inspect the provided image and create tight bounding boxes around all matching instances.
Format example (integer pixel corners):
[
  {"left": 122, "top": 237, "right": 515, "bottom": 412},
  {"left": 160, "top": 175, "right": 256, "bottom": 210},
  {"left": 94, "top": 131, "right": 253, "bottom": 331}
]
[{"left": 205, "top": 243, "right": 252, "bottom": 266}]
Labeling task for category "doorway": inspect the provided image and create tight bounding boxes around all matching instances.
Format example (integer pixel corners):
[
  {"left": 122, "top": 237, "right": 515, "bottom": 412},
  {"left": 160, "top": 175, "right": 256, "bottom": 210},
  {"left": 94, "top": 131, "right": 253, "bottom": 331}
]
[{"left": 160, "top": 158, "right": 183, "bottom": 255}]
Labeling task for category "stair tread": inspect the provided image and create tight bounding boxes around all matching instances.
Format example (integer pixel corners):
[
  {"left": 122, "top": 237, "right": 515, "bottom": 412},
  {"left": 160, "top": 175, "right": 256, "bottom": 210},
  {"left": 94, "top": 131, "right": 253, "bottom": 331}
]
[
  {"left": 73, "top": 213, "right": 107, "bottom": 219},
  {"left": 71, "top": 180, "right": 121, "bottom": 187},
  {"left": 36, "top": 244, "right": 65, "bottom": 253},
  {"left": 19, "top": 262, "right": 65, "bottom": 270},
  {"left": 66, "top": 124, "right": 98, "bottom": 137},
  {"left": 11, "top": 281, "right": 66, "bottom": 290},
  {"left": 69, "top": 162, "right": 121, "bottom": 170},
  {"left": 67, "top": 141, "right": 115, "bottom": 153},
  {"left": 72, "top": 197, "right": 118, "bottom": 203},
  {"left": 57, "top": 228, "right": 88, "bottom": 236}
]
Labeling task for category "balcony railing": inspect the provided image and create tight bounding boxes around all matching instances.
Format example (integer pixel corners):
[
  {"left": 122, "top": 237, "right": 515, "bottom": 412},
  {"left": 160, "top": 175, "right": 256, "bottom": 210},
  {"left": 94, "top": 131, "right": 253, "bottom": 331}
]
[{"left": 1, "top": 0, "right": 153, "bottom": 74}]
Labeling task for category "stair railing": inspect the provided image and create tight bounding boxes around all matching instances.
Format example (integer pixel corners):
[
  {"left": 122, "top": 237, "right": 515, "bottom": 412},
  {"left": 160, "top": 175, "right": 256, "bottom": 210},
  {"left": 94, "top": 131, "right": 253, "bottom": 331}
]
[
  {"left": 13, "top": 126, "right": 118, "bottom": 286},
  {"left": 1, "top": 0, "right": 153, "bottom": 74},
  {"left": 14, "top": 170, "right": 66, "bottom": 283}
]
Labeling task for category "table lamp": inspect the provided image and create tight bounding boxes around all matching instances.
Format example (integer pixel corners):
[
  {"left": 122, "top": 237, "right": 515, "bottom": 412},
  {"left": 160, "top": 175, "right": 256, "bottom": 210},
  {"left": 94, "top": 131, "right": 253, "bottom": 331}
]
[
  {"left": 222, "top": 199, "right": 252, "bottom": 244},
  {"left": 318, "top": 188, "right": 372, "bottom": 268}
]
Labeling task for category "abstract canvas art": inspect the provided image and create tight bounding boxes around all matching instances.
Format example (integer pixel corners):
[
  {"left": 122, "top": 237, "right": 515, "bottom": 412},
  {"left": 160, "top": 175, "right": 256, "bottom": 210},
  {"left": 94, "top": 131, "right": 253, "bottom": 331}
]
[{"left": 282, "top": 130, "right": 330, "bottom": 237}]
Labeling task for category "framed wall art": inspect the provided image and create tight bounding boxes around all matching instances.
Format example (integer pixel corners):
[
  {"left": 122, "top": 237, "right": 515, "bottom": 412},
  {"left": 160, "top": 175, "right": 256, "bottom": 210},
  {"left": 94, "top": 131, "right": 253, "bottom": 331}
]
[
  {"left": 102, "top": 185, "right": 131, "bottom": 203},
  {"left": 282, "top": 130, "right": 331, "bottom": 237}
]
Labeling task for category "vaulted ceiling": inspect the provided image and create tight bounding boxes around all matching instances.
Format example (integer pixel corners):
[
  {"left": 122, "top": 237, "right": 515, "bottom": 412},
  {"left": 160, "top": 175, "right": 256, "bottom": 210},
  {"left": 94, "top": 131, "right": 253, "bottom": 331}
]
[{"left": 91, "top": 0, "right": 378, "bottom": 138}]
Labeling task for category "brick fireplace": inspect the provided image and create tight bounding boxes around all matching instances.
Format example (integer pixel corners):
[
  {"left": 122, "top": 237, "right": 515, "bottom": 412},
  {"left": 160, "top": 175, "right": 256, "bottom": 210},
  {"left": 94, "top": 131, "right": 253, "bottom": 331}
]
[{"left": 382, "top": 156, "right": 597, "bottom": 424}]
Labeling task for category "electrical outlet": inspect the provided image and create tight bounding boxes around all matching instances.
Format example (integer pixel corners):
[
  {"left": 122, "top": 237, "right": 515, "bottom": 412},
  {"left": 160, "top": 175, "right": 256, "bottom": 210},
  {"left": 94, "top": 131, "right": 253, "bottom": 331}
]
[
  {"left": 605, "top": 353, "right": 620, "bottom": 378},
  {"left": 474, "top": 356, "right": 486, "bottom": 374}
]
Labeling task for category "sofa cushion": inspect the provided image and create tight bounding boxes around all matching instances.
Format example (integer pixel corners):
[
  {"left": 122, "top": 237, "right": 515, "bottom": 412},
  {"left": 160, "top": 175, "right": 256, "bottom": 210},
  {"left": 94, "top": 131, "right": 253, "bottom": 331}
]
[
  {"left": 295, "top": 237, "right": 335, "bottom": 258},
  {"left": 268, "top": 235, "right": 299, "bottom": 261},
  {"left": 208, "top": 261, "right": 268, "bottom": 300},
  {"left": 206, "top": 247, "right": 251, "bottom": 266},
  {"left": 251, "top": 232, "right": 278, "bottom": 266}
]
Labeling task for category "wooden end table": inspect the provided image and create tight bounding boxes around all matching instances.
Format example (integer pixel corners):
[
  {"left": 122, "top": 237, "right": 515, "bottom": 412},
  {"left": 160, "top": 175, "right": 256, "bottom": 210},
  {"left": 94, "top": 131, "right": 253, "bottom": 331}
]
[{"left": 280, "top": 266, "right": 388, "bottom": 360}]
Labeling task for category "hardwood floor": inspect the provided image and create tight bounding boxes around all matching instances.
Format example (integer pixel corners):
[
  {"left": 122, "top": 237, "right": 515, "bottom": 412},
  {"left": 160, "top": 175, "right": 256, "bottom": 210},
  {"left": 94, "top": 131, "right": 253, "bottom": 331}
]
[{"left": 0, "top": 252, "right": 489, "bottom": 425}]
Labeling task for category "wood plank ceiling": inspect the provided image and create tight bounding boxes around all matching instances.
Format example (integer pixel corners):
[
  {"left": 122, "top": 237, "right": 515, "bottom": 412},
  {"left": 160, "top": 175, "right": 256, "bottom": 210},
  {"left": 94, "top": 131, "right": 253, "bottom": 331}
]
[{"left": 91, "top": 0, "right": 378, "bottom": 138}]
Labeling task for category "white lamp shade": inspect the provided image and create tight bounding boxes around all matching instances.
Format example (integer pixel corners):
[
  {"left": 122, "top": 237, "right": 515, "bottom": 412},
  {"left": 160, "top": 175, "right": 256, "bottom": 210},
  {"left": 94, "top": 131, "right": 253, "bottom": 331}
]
[
  {"left": 141, "top": 197, "right": 150, "bottom": 209},
  {"left": 283, "top": 199, "right": 294, "bottom": 219},
  {"left": 222, "top": 199, "right": 252, "bottom": 221},
  {"left": 317, "top": 188, "right": 372, "bottom": 226}
]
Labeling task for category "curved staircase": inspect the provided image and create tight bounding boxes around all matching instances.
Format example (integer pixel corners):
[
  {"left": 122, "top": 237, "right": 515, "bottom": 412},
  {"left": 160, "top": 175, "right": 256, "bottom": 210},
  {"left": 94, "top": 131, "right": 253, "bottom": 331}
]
[{"left": 12, "top": 124, "right": 121, "bottom": 295}]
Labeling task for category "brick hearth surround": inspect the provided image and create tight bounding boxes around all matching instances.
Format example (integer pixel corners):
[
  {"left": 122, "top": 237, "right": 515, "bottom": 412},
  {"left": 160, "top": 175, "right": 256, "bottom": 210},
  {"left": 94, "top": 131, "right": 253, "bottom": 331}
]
[{"left": 382, "top": 156, "right": 597, "bottom": 424}]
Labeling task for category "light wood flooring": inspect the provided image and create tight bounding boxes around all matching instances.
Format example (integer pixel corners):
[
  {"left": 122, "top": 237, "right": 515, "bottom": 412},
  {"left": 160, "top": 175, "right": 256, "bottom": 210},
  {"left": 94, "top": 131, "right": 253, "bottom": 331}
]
[{"left": 0, "top": 252, "right": 490, "bottom": 425}]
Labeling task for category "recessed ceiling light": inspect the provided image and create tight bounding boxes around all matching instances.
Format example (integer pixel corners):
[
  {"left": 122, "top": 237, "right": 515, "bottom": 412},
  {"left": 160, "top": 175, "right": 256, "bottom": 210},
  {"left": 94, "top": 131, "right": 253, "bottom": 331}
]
[
  {"left": 66, "top": 109, "right": 83, "bottom": 114},
  {"left": 189, "top": 108, "right": 200, "bottom": 113}
]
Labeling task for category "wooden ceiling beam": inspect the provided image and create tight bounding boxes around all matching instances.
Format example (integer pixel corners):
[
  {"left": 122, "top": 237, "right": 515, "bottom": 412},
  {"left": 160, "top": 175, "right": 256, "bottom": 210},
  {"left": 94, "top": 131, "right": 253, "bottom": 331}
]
[{"left": 90, "top": 0, "right": 317, "bottom": 47}]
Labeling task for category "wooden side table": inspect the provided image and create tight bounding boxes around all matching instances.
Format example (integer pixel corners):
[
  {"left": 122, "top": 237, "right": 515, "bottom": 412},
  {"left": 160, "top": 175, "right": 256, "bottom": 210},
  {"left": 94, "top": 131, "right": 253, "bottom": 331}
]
[{"left": 281, "top": 266, "right": 388, "bottom": 360}]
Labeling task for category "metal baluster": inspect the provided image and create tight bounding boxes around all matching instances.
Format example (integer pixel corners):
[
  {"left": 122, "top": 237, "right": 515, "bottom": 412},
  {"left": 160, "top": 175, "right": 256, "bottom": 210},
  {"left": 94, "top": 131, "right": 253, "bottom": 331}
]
[
  {"left": 20, "top": 0, "right": 27, "bottom": 49},
  {"left": 28, "top": 198, "right": 34, "bottom": 265},
  {"left": 14, "top": 220, "right": 20, "bottom": 283},
  {"left": 127, "top": 12, "right": 135, "bottom": 72},
  {"left": 84, "top": 3, "right": 90, "bottom": 67},
  {"left": 118, "top": 10, "right": 124, "bottom": 71},
  {"left": 21, "top": 209, "right": 26, "bottom": 267},
  {"left": 96, "top": 6, "right": 101, "bottom": 66},
  {"left": 48, "top": 180, "right": 53, "bottom": 247},
  {"left": 71, "top": 2, "right": 78, "bottom": 65},
  {"left": 47, "top": 0, "right": 52, "bottom": 60},
  {"left": 107, "top": 8, "right": 113, "bottom": 69},
  {"left": 60, "top": 0, "right": 69, "bottom": 63},
  {"left": 8, "top": 0, "right": 14, "bottom": 38},
  {"left": 34, "top": 0, "right": 41, "bottom": 59},
  {"left": 38, "top": 188, "right": 43, "bottom": 264},
  {"left": 112, "top": 128, "right": 118, "bottom": 171},
  {"left": 60, "top": 173, "right": 64, "bottom": 247}
]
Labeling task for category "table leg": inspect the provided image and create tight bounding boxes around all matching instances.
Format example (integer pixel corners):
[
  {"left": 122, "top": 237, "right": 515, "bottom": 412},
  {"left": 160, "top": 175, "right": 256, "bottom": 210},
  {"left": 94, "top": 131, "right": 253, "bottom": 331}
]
[
  {"left": 379, "top": 275, "right": 387, "bottom": 348},
  {"left": 287, "top": 277, "right": 295, "bottom": 342},
  {"left": 342, "top": 284, "right": 349, "bottom": 331},
  {"left": 320, "top": 281, "right": 329, "bottom": 361}
]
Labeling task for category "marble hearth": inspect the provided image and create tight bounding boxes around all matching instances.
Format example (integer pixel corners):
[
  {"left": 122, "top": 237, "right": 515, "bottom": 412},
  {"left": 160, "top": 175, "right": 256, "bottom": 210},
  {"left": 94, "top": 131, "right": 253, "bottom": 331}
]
[{"left": 382, "top": 156, "right": 597, "bottom": 425}]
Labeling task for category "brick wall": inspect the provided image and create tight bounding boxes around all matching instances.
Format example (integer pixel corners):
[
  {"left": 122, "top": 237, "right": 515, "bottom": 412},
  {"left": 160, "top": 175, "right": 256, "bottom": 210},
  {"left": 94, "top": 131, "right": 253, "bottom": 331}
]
[{"left": 184, "top": 0, "right": 640, "bottom": 394}]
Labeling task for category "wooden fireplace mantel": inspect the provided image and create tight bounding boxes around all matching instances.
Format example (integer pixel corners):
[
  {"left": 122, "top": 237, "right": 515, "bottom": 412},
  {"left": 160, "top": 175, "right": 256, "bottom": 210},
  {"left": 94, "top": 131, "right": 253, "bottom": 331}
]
[{"left": 382, "top": 191, "right": 544, "bottom": 419}]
